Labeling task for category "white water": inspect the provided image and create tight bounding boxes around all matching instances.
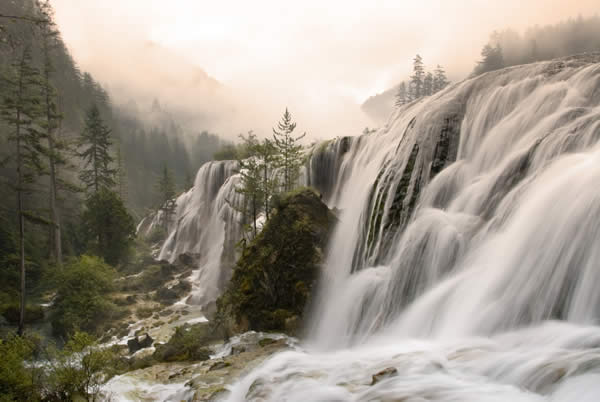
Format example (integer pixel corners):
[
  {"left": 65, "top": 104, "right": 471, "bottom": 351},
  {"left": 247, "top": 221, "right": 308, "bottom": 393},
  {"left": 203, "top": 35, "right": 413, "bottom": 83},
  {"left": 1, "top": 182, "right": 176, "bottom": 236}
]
[
  {"left": 223, "top": 54, "right": 600, "bottom": 400},
  {"left": 157, "top": 160, "right": 243, "bottom": 307}
]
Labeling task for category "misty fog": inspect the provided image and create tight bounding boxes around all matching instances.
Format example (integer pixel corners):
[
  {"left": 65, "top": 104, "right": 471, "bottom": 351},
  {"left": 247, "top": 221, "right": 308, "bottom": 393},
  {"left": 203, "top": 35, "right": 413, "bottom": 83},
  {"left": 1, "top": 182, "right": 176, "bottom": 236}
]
[{"left": 52, "top": 0, "right": 600, "bottom": 140}]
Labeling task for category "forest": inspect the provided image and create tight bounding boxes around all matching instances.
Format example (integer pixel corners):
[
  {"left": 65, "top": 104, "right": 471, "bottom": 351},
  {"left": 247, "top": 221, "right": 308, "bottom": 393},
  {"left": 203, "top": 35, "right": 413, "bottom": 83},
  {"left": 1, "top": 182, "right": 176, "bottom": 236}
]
[{"left": 2, "top": 1, "right": 600, "bottom": 401}]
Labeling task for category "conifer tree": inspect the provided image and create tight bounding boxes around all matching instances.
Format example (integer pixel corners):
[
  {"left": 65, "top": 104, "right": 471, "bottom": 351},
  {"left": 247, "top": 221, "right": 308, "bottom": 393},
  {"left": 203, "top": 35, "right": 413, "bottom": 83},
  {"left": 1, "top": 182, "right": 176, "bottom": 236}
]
[
  {"left": 38, "top": 0, "right": 65, "bottom": 265},
  {"left": 0, "top": 44, "right": 45, "bottom": 335},
  {"left": 395, "top": 81, "right": 408, "bottom": 107},
  {"left": 433, "top": 64, "right": 449, "bottom": 93},
  {"left": 410, "top": 54, "right": 425, "bottom": 100},
  {"left": 236, "top": 133, "right": 262, "bottom": 238},
  {"left": 78, "top": 104, "right": 116, "bottom": 194},
  {"left": 254, "top": 137, "right": 278, "bottom": 220},
  {"left": 156, "top": 163, "right": 176, "bottom": 231},
  {"left": 272, "top": 108, "right": 305, "bottom": 192},
  {"left": 115, "top": 145, "right": 127, "bottom": 202},
  {"left": 423, "top": 72, "right": 434, "bottom": 97}
]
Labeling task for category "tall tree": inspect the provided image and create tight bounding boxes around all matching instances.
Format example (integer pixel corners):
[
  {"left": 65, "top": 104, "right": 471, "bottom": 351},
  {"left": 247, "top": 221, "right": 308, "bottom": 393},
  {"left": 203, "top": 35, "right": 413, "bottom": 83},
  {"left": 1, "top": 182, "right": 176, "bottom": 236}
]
[
  {"left": 38, "top": 0, "right": 64, "bottom": 266},
  {"left": 423, "top": 72, "right": 433, "bottom": 97},
  {"left": 395, "top": 81, "right": 408, "bottom": 107},
  {"left": 0, "top": 45, "right": 45, "bottom": 335},
  {"left": 410, "top": 54, "right": 425, "bottom": 100},
  {"left": 81, "top": 189, "right": 135, "bottom": 266},
  {"left": 272, "top": 108, "right": 305, "bottom": 192},
  {"left": 236, "top": 133, "right": 263, "bottom": 238},
  {"left": 433, "top": 65, "right": 449, "bottom": 93},
  {"left": 78, "top": 104, "right": 116, "bottom": 194},
  {"left": 115, "top": 145, "right": 127, "bottom": 202},
  {"left": 156, "top": 163, "right": 176, "bottom": 231},
  {"left": 255, "top": 138, "right": 279, "bottom": 220},
  {"left": 474, "top": 43, "right": 505, "bottom": 75}
]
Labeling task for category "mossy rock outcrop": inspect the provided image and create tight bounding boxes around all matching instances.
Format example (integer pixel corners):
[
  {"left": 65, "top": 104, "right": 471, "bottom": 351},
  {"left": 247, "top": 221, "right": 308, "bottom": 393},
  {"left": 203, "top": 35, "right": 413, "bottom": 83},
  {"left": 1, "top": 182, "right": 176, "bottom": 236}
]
[{"left": 216, "top": 187, "right": 336, "bottom": 333}]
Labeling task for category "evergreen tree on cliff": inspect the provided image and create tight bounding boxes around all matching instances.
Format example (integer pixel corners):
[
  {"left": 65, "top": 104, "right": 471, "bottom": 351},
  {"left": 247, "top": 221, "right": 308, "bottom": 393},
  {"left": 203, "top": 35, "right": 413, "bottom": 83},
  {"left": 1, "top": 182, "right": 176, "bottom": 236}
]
[
  {"left": 78, "top": 103, "right": 116, "bottom": 193},
  {"left": 272, "top": 108, "right": 305, "bottom": 192},
  {"left": 423, "top": 72, "right": 434, "bottom": 97},
  {"left": 236, "top": 132, "right": 263, "bottom": 238},
  {"left": 433, "top": 64, "right": 449, "bottom": 93},
  {"left": 395, "top": 81, "right": 408, "bottom": 106},
  {"left": 410, "top": 54, "right": 425, "bottom": 99},
  {"left": 474, "top": 43, "right": 505, "bottom": 76}
]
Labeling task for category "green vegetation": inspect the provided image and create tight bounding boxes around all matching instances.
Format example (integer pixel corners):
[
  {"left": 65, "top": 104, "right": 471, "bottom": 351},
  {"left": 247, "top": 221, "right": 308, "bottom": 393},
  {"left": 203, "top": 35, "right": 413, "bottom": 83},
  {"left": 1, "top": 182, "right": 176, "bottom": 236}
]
[
  {"left": 80, "top": 189, "right": 135, "bottom": 266},
  {"left": 49, "top": 255, "right": 121, "bottom": 338},
  {"left": 395, "top": 56, "right": 449, "bottom": 106},
  {"left": 0, "top": 331, "right": 118, "bottom": 401},
  {"left": 217, "top": 188, "right": 335, "bottom": 332}
]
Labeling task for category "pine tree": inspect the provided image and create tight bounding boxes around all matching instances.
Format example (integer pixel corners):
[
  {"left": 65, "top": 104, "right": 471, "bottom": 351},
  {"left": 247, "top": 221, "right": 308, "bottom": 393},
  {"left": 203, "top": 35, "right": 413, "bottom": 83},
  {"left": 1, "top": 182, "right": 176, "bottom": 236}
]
[
  {"left": 38, "top": 0, "right": 65, "bottom": 266},
  {"left": 115, "top": 145, "right": 127, "bottom": 202},
  {"left": 423, "top": 72, "right": 433, "bottom": 97},
  {"left": 272, "top": 108, "right": 305, "bottom": 192},
  {"left": 78, "top": 104, "right": 116, "bottom": 194},
  {"left": 410, "top": 54, "right": 425, "bottom": 100},
  {"left": 0, "top": 45, "right": 45, "bottom": 335},
  {"left": 254, "top": 138, "right": 278, "bottom": 221},
  {"left": 474, "top": 44, "right": 505, "bottom": 75},
  {"left": 433, "top": 65, "right": 449, "bottom": 93},
  {"left": 395, "top": 81, "right": 408, "bottom": 107},
  {"left": 236, "top": 133, "right": 263, "bottom": 238},
  {"left": 156, "top": 164, "right": 176, "bottom": 231}
]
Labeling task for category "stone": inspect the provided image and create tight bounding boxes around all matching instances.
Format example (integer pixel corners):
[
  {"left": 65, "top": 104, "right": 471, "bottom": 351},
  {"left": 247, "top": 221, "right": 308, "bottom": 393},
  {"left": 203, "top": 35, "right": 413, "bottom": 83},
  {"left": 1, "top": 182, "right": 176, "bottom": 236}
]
[
  {"left": 208, "top": 361, "right": 230, "bottom": 371},
  {"left": 127, "top": 333, "right": 154, "bottom": 354},
  {"left": 371, "top": 367, "right": 398, "bottom": 385}
]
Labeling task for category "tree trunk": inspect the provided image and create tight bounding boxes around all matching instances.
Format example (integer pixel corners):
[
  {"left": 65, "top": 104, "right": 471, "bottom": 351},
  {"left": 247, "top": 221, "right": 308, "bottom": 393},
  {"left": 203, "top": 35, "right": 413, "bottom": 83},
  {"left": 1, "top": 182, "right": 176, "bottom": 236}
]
[
  {"left": 16, "top": 109, "right": 25, "bottom": 336},
  {"left": 263, "top": 164, "right": 269, "bottom": 220},
  {"left": 48, "top": 136, "right": 62, "bottom": 265}
]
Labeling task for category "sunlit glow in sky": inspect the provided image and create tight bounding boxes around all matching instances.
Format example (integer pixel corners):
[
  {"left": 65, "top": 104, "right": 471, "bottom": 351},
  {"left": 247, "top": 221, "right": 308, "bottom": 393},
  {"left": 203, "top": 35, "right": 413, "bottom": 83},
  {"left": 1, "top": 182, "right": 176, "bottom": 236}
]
[{"left": 51, "top": 0, "right": 600, "bottom": 138}]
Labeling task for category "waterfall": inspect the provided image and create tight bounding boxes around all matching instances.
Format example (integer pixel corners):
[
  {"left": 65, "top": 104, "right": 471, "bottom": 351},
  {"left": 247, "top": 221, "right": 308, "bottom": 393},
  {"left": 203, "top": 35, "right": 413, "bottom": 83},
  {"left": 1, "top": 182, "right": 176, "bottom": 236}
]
[
  {"left": 158, "top": 160, "right": 243, "bottom": 308},
  {"left": 224, "top": 54, "right": 600, "bottom": 401}
]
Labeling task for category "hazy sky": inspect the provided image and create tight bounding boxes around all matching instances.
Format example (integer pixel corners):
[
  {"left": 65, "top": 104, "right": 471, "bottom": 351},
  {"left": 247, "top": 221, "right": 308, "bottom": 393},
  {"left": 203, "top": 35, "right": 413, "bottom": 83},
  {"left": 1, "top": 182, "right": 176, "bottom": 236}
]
[{"left": 51, "top": 0, "right": 600, "bottom": 139}]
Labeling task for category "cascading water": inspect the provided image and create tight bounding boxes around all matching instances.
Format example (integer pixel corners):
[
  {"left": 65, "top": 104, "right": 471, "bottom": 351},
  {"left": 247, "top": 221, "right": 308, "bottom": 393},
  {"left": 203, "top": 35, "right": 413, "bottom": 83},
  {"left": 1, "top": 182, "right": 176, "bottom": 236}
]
[
  {"left": 224, "top": 53, "right": 600, "bottom": 401},
  {"left": 157, "top": 160, "right": 243, "bottom": 308}
]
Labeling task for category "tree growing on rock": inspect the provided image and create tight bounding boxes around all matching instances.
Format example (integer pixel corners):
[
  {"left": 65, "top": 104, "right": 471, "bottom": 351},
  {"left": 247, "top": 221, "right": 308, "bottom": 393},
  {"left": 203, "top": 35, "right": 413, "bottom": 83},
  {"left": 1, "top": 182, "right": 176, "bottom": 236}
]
[
  {"left": 395, "top": 81, "right": 408, "bottom": 106},
  {"left": 272, "top": 108, "right": 305, "bottom": 192},
  {"left": 410, "top": 54, "right": 425, "bottom": 100}
]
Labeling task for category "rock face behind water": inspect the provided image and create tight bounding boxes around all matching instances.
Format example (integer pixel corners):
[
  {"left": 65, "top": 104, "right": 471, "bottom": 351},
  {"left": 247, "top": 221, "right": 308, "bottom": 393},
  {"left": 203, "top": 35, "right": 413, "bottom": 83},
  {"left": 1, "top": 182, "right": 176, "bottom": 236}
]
[{"left": 216, "top": 188, "right": 336, "bottom": 333}]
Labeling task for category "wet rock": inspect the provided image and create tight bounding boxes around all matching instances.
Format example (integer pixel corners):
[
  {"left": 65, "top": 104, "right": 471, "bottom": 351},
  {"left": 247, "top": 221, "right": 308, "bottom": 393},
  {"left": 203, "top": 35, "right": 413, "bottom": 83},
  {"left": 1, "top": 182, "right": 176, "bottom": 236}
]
[
  {"left": 258, "top": 338, "right": 277, "bottom": 347},
  {"left": 178, "top": 252, "right": 200, "bottom": 267},
  {"left": 231, "top": 345, "right": 246, "bottom": 355},
  {"left": 371, "top": 367, "right": 398, "bottom": 385},
  {"left": 127, "top": 333, "right": 154, "bottom": 354},
  {"left": 208, "top": 361, "right": 231, "bottom": 371}
]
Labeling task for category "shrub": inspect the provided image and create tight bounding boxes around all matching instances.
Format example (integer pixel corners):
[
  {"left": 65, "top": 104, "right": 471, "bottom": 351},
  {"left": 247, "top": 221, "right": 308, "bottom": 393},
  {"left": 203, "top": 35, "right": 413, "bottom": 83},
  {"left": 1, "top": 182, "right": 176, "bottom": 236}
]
[
  {"left": 43, "top": 332, "right": 117, "bottom": 401},
  {"left": 0, "top": 333, "right": 41, "bottom": 401},
  {"left": 50, "top": 255, "right": 122, "bottom": 338},
  {"left": 0, "top": 303, "right": 44, "bottom": 324}
]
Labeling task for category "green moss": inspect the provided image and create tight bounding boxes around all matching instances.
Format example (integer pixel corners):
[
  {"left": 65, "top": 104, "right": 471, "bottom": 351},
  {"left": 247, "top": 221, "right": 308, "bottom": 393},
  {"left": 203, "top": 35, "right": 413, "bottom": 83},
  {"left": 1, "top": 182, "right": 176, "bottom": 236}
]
[{"left": 216, "top": 188, "right": 335, "bottom": 332}]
